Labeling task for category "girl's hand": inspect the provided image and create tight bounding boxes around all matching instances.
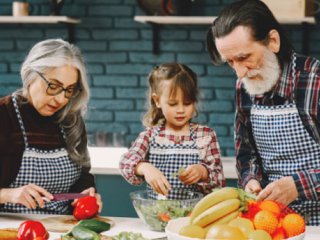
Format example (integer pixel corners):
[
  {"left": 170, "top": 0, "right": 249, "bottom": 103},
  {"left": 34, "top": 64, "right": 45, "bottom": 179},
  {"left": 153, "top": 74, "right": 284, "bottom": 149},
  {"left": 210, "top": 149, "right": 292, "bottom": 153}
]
[
  {"left": 179, "top": 164, "right": 208, "bottom": 185},
  {"left": 245, "top": 179, "right": 262, "bottom": 194},
  {"left": 72, "top": 187, "right": 103, "bottom": 213},
  {"left": 0, "top": 184, "right": 53, "bottom": 209},
  {"left": 136, "top": 162, "right": 171, "bottom": 195}
]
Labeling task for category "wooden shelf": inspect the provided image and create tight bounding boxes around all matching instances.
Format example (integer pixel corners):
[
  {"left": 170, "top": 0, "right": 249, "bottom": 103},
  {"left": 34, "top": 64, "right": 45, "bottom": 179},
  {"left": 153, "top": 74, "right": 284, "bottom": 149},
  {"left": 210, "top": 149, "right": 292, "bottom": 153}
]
[
  {"left": 0, "top": 16, "right": 81, "bottom": 42},
  {"left": 134, "top": 15, "right": 315, "bottom": 25},
  {"left": 0, "top": 16, "right": 80, "bottom": 24},
  {"left": 134, "top": 15, "right": 316, "bottom": 54}
]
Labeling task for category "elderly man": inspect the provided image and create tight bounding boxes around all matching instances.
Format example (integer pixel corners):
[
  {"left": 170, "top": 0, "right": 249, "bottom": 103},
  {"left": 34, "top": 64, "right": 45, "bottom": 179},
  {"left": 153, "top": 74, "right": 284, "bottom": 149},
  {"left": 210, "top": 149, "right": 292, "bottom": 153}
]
[{"left": 206, "top": 0, "right": 320, "bottom": 225}]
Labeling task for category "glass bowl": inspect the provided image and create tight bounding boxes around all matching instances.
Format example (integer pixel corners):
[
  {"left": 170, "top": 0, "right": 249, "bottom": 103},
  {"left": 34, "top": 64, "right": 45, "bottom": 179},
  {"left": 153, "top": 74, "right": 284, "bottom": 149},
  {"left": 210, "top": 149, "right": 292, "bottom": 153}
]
[{"left": 130, "top": 189, "right": 203, "bottom": 232}]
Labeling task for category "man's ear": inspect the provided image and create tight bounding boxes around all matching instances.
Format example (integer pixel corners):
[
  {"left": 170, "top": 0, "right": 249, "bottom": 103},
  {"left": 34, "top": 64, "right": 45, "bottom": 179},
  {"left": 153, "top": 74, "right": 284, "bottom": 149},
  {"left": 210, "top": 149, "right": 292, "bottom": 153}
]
[
  {"left": 152, "top": 93, "right": 160, "bottom": 108},
  {"left": 267, "top": 29, "right": 280, "bottom": 53}
]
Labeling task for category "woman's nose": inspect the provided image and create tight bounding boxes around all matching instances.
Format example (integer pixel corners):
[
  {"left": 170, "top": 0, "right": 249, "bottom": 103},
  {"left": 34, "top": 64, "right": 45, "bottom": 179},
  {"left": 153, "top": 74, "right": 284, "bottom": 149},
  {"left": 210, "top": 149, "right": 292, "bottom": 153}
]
[{"left": 54, "top": 91, "right": 67, "bottom": 103}]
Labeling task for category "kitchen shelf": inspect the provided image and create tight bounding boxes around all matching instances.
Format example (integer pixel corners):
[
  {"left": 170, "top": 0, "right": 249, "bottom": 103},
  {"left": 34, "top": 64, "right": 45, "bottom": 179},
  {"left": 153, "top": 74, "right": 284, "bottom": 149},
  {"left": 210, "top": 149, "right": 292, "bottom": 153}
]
[
  {"left": 0, "top": 16, "right": 81, "bottom": 42},
  {"left": 134, "top": 16, "right": 316, "bottom": 54}
]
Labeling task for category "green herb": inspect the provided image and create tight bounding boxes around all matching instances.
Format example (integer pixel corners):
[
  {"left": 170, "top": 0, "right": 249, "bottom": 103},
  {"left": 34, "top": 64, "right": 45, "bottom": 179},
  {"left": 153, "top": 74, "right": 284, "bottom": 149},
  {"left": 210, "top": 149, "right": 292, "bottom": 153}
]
[
  {"left": 170, "top": 167, "right": 186, "bottom": 178},
  {"left": 134, "top": 199, "right": 192, "bottom": 231},
  {"left": 112, "top": 231, "right": 149, "bottom": 240}
]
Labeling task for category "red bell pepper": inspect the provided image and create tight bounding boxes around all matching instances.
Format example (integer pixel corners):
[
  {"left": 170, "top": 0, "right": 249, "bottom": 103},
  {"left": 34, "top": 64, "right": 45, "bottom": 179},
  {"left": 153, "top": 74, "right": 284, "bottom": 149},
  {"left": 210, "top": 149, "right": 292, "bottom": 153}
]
[
  {"left": 73, "top": 196, "right": 99, "bottom": 220},
  {"left": 17, "top": 220, "right": 49, "bottom": 240}
]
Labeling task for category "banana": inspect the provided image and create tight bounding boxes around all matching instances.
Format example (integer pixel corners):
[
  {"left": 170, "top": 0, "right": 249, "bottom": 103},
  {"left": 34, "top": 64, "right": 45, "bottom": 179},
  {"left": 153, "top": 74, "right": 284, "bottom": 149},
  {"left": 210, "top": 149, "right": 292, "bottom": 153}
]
[
  {"left": 189, "top": 187, "right": 239, "bottom": 223},
  {"left": 192, "top": 198, "right": 241, "bottom": 227},
  {"left": 204, "top": 210, "right": 240, "bottom": 231}
]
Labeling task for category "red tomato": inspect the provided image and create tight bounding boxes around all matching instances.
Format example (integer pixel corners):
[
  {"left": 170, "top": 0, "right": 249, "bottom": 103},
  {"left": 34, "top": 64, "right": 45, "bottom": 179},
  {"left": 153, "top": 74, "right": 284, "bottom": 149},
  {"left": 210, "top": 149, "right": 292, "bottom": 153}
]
[
  {"left": 73, "top": 196, "right": 99, "bottom": 220},
  {"left": 17, "top": 220, "right": 49, "bottom": 240}
]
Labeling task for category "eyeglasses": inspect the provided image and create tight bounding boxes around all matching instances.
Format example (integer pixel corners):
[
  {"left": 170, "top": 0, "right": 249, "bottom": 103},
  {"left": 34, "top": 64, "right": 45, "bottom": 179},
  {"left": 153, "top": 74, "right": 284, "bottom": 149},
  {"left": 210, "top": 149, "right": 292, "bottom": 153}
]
[{"left": 35, "top": 71, "right": 82, "bottom": 99}]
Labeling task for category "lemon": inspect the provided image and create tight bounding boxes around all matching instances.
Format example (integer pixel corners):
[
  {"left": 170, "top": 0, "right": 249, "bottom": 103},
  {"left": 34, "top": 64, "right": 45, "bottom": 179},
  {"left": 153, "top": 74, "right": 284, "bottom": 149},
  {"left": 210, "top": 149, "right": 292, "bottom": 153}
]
[
  {"left": 206, "top": 224, "right": 245, "bottom": 240},
  {"left": 249, "top": 229, "right": 272, "bottom": 240},
  {"left": 228, "top": 217, "right": 254, "bottom": 238},
  {"left": 179, "top": 225, "right": 206, "bottom": 239}
]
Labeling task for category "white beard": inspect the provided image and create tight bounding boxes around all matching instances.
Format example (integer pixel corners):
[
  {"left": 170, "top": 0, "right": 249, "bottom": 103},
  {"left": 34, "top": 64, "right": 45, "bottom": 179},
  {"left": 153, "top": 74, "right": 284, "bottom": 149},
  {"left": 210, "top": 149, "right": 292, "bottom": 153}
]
[{"left": 242, "top": 49, "right": 281, "bottom": 95}]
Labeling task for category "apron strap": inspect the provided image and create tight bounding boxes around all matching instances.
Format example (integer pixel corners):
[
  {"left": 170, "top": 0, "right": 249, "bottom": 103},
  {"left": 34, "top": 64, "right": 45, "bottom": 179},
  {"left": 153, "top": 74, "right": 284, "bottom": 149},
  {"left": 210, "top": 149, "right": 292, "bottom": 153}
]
[{"left": 12, "top": 94, "right": 28, "bottom": 148}]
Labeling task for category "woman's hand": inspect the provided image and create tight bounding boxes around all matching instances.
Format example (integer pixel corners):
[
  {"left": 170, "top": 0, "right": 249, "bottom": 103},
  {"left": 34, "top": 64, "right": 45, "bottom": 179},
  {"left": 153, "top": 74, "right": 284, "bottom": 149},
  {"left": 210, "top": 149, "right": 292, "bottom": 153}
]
[
  {"left": 245, "top": 179, "right": 262, "bottom": 195},
  {"left": 72, "top": 187, "right": 103, "bottom": 213},
  {"left": 135, "top": 162, "right": 171, "bottom": 196},
  {"left": 257, "top": 176, "right": 298, "bottom": 206},
  {"left": 179, "top": 164, "right": 208, "bottom": 185},
  {"left": 0, "top": 184, "right": 53, "bottom": 209}
]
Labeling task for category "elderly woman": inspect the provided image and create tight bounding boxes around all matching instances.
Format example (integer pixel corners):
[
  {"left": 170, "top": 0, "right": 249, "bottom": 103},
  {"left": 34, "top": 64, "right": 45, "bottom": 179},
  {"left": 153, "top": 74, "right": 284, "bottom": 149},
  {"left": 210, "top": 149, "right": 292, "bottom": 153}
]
[{"left": 0, "top": 39, "right": 101, "bottom": 214}]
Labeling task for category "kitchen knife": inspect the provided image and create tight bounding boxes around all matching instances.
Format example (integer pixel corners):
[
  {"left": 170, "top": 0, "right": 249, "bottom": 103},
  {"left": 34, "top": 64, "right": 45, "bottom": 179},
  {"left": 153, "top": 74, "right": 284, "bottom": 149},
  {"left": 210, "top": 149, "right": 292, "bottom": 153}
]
[{"left": 44, "top": 193, "right": 89, "bottom": 201}]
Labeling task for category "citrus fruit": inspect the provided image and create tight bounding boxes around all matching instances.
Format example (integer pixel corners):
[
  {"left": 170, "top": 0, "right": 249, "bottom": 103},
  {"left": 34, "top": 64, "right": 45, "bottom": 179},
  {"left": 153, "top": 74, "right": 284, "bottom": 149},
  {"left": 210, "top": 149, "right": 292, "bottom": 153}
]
[
  {"left": 179, "top": 225, "right": 206, "bottom": 239},
  {"left": 259, "top": 200, "right": 281, "bottom": 217},
  {"left": 206, "top": 224, "right": 245, "bottom": 240},
  {"left": 253, "top": 210, "right": 279, "bottom": 235},
  {"left": 249, "top": 229, "right": 272, "bottom": 240},
  {"left": 282, "top": 213, "right": 305, "bottom": 237},
  {"left": 228, "top": 217, "right": 254, "bottom": 238}
]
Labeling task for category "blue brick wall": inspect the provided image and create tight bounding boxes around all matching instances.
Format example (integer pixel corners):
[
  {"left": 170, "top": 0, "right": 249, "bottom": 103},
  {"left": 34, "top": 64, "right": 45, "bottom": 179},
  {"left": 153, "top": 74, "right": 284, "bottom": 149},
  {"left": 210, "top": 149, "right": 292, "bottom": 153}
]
[{"left": 0, "top": 0, "right": 319, "bottom": 156}]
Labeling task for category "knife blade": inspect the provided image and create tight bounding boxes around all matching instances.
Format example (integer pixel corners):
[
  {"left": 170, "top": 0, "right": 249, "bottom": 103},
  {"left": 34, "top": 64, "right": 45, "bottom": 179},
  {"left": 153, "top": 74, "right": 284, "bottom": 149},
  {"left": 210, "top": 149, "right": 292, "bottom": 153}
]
[{"left": 45, "top": 193, "right": 89, "bottom": 201}]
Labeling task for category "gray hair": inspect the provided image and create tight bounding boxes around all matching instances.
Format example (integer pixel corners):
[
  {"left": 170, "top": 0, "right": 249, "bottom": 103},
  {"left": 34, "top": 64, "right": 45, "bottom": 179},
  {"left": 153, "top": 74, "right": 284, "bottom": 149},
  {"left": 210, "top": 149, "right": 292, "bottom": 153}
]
[{"left": 17, "top": 38, "right": 90, "bottom": 167}]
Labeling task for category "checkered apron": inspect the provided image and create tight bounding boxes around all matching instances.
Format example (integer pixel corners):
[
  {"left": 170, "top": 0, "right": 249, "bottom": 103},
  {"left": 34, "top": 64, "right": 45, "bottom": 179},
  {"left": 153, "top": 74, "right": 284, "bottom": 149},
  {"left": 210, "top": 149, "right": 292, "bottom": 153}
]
[
  {"left": 147, "top": 124, "right": 199, "bottom": 199},
  {"left": 1, "top": 95, "right": 81, "bottom": 214},
  {"left": 250, "top": 54, "right": 320, "bottom": 225}
]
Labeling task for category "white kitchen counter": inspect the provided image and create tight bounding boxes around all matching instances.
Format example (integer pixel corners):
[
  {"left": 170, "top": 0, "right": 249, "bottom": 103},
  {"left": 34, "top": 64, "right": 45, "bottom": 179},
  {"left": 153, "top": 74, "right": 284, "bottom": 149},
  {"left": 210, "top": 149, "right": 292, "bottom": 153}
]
[
  {"left": 0, "top": 213, "right": 166, "bottom": 239},
  {"left": 88, "top": 147, "right": 237, "bottom": 179},
  {"left": 0, "top": 213, "right": 319, "bottom": 240}
]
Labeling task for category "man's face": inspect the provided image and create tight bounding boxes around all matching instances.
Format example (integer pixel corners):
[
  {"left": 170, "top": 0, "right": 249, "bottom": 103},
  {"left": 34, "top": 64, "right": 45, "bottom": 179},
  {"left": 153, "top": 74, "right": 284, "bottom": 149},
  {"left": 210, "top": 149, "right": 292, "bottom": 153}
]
[{"left": 215, "top": 26, "right": 281, "bottom": 95}]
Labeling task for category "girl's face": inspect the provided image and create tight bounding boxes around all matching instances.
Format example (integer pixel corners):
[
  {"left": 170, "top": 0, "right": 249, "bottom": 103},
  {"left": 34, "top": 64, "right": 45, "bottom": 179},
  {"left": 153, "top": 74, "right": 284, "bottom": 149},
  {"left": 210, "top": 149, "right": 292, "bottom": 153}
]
[
  {"left": 152, "top": 81, "right": 195, "bottom": 132},
  {"left": 28, "top": 65, "right": 79, "bottom": 116}
]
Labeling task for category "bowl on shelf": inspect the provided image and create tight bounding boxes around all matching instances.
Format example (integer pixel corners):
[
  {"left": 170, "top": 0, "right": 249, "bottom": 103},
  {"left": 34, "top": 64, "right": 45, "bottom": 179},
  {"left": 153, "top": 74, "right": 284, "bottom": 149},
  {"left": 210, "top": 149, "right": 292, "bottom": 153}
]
[
  {"left": 165, "top": 217, "right": 306, "bottom": 240},
  {"left": 130, "top": 189, "right": 203, "bottom": 232}
]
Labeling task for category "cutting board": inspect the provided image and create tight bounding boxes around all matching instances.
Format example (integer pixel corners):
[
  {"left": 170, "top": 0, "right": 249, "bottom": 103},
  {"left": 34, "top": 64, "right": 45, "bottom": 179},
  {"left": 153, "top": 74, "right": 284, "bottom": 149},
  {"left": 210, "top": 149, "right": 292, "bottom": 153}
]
[
  {"left": 41, "top": 216, "right": 114, "bottom": 233},
  {"left": 0, "top": 228, "right": 18, "bottom": 240}
]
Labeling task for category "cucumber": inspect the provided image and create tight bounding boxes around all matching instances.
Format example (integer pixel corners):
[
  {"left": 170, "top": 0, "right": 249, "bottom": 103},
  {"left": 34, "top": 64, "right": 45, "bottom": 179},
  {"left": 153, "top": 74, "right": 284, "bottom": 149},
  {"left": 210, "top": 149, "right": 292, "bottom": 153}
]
[
  {"left": 71, "top": 226, "right": 100, "bottom": 240},
  {"left": 77, "top": 219, "right": 111, "bottom": 233}
]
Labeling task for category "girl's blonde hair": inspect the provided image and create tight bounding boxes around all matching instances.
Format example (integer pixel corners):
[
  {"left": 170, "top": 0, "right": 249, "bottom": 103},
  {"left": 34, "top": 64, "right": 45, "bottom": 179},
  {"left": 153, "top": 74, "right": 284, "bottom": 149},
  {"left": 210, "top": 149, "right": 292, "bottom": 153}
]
[{"left": 143, "top": 63, "right": 199, "bottom": 127}]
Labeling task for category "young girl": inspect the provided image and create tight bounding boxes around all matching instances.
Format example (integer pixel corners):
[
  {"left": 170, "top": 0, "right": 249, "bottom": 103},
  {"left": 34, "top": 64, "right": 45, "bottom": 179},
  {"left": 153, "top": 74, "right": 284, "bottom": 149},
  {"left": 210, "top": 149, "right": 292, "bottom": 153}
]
[{"left": 119, "top": 63, "right": 225, "bottom": 198}]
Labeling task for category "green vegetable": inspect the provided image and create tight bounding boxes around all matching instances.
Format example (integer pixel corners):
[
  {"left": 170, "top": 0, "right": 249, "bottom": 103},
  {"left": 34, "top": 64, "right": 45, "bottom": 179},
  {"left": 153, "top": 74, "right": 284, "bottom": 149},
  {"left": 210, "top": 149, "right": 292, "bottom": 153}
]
[
  {"left": 170, "top": 166, "right": 186, "bottom": 178},
  {"left": 112, "top": 231, "right": 148, "bottom": 240},
  {"left": 61, "top": 235, "right": 75, "bottom": 240},
  {"left": 77, "top": 219, "right": 111, "bottom": 233},
  {"left": 71, "top": 226, "right": 100, "bottom": 240},
  {"left": 135, "top": 200, "right": 192, "bottom": 231}
]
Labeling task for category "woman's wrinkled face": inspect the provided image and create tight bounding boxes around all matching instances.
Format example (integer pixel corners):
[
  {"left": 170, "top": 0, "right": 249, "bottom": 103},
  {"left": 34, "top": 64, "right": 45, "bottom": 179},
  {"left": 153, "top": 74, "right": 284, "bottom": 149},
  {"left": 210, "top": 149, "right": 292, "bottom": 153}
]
[{"left": 28, "top": 65, "right": 79, "bottom": 116}]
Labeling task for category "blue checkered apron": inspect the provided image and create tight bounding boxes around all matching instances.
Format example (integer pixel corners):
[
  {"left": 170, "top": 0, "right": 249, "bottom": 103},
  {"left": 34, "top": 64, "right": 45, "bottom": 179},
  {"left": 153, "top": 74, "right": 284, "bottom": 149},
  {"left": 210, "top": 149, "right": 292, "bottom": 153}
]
[
  {"left": 250, "top": 54, "right": 320, "bottom": 225},
  {"left": 1, "top": 95, "right": 81, "bottom": 214},
  {"left": 147, "top": 124, "right": 199, "bottom": 199}
]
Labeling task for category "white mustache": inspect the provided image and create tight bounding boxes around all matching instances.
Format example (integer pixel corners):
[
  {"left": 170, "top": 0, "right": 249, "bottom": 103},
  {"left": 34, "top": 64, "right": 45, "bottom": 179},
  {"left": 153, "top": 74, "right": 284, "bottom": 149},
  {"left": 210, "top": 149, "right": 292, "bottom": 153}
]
[{"left": 246, "top": 69, "right": 261, "bottom": 78}]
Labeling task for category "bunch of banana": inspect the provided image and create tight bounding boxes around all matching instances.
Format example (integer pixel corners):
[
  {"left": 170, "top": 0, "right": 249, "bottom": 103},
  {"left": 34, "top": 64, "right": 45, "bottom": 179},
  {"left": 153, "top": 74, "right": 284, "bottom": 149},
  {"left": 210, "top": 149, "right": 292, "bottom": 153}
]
[{"left": 189, "top": 187, "right": 244, "bottom": 228}]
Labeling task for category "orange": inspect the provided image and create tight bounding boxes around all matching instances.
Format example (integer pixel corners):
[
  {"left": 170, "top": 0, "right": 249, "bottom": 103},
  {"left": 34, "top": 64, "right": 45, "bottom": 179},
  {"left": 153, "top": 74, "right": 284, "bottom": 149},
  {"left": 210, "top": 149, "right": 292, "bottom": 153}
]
[
  {"left": 282, "top": 213, "right": 305, "bottom": 237},
  {"left": 259, "top": 200, "right": 281, "bottom": 217},
  {"left": 254, "top": 210, "right": 279, "bottom": 235}
]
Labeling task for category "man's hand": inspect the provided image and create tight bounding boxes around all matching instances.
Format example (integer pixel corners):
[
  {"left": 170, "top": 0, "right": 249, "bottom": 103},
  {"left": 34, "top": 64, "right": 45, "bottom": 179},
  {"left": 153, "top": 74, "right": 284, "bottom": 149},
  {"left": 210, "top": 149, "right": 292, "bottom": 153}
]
[
  {"left": 245, "top": 179, "right": 262, "bottom": 194},
  {"left": 257, "top": 176, "right": 298, "bottom": 205},
  {"left": 135, "top": 162, "right": 171, "bottom": 195}
]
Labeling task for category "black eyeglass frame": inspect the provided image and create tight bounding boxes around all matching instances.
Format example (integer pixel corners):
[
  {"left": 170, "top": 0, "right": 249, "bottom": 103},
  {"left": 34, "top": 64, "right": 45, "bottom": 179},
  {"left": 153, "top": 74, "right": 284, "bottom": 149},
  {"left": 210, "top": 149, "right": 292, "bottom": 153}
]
[{"left": 35, "top": 70, "right": 82, "bottom": 99}]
